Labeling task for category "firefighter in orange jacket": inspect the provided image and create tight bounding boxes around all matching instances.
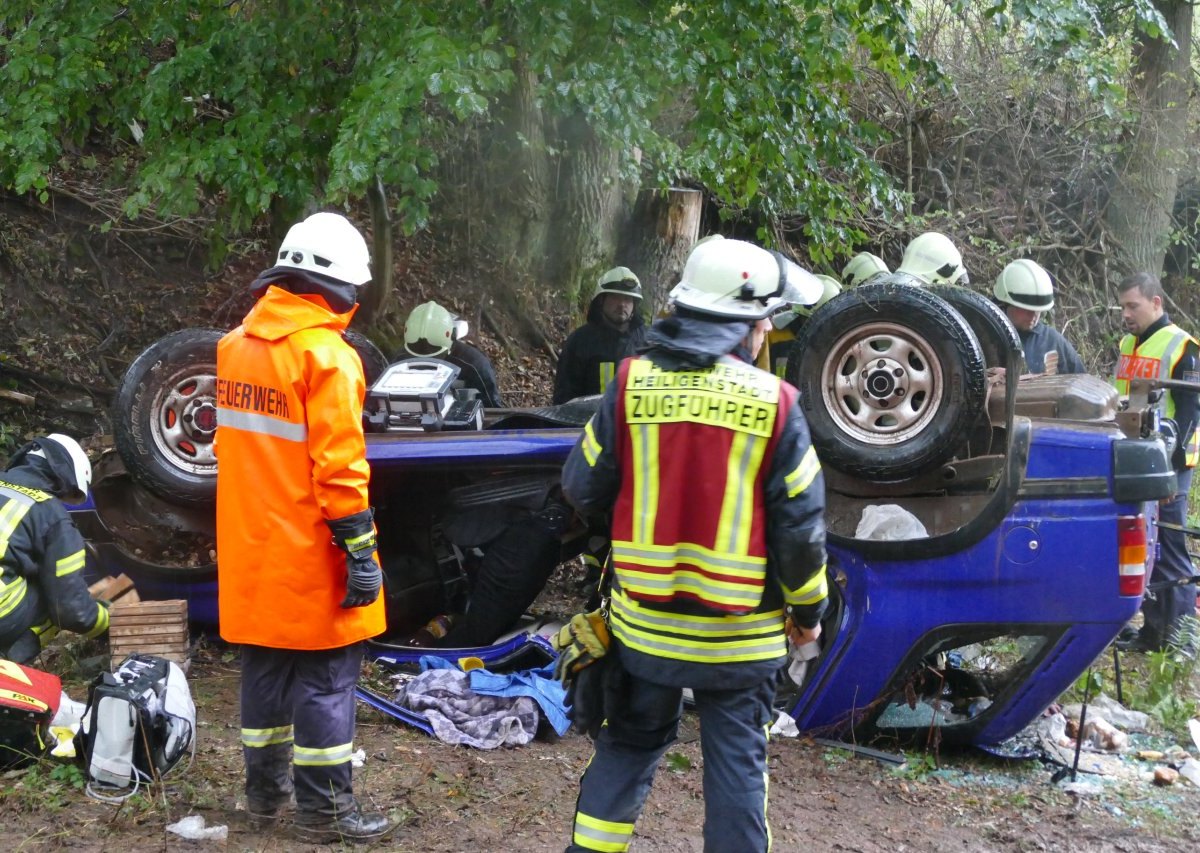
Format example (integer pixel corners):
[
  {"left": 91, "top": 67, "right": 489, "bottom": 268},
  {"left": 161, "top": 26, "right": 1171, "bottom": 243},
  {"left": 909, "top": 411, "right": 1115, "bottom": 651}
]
[
  {"left": 216, "top": 212, "right": 390, "bottom": 842},
  {"left": 561, "top": 236, "right": 830, "bottom": 852}
]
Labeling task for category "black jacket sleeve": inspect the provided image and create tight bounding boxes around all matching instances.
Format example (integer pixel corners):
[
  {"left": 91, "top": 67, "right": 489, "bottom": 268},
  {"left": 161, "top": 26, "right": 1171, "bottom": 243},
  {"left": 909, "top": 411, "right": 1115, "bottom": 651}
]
[
  {"left": 553, "top": 329, "right": 585, "bottom": 405},
  {"left": 450, "top": 342, "right": 505, "bottom": 408},
  {"left": 1170, "top": 340, "right": 1200, "bottom": 470},
  {"left": 762, "top": 393, "right": 829, "bottom": 628},
  {"left": 561, "top": 377, "right": 621, "bottom": 515},
  {"left": 35, "top": 504, "right": 107, "bottom": 637}
]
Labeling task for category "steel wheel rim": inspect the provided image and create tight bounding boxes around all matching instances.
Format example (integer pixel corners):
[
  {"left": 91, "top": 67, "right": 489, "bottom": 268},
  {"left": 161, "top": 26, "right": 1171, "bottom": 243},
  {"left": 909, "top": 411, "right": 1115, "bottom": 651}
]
[{"left": 149, "top": 364, "right": 219, "bottom": 476}]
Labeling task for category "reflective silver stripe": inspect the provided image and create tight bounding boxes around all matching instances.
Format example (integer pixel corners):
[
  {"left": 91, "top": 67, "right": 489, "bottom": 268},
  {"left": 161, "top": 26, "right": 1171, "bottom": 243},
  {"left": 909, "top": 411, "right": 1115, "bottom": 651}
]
[
  {"left": 56, "top": 549, "right": 86, "bottom": 577},
  {"left": 612, "top": 590, "right": 783, "bottom": 636},
  {"left": 294, "top": 742, "right": 354, "bottom": 766},
  {"left": 611, "top": 612, "right": 786, "bottom": 662},
  {"left": 785, "top": 446, "right": 821, "bottom": 498},
  {"left": 573, "top": 811, "right": 634, "bottom": 852},
  {"left": 616, "top": 570, "right": 763, "bottom": 606},
  {"left": 217, "top": 407, "right": 308, "bottom": 442},
  {"left": 0, "top": 576, "right": 29, "bottom": 619},
  {"left": 0, "top": 489, "right": 35, "bottom": 560},
  {"left": 241, "top": 725, "right": 295, "bottom": 748},
  {"left": 613, "top": 542, "right": 765, "bottom": 574}
]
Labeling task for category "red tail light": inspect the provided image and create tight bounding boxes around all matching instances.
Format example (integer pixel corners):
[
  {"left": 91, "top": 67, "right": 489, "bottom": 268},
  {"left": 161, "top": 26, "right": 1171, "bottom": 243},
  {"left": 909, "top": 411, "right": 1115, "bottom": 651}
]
[{"left": 1117, "top": 514, "right": 1147, "bottom": 597}]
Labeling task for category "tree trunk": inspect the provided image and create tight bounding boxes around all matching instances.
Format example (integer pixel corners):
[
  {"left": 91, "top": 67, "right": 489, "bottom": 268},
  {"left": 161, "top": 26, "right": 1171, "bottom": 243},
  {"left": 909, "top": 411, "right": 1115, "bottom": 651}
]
[
  {"left": 358, "top": 175, "right": 392, "bottom": 327},
  {"left": 619, "top": 188, "right": 702, "bottom": 317},
  {"left": 551, "top": 111, "right": 629, "bottom": 311},
  {"left": 1103, "top": 1, "right": 1193, "bottom": 277}
]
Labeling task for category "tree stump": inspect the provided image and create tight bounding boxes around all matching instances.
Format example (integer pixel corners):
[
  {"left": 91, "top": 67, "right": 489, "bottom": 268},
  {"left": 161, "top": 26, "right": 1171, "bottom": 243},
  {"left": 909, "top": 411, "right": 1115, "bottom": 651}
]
[{"left": 619, "top": 188, "right": 702, "bottom": 318}]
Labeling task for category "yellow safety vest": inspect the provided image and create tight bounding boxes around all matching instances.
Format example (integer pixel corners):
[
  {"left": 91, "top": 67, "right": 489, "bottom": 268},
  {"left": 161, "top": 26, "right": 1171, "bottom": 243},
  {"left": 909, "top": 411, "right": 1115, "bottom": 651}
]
[{"left": 1114, "top": 324, "right": 1200, "bottom": 467}]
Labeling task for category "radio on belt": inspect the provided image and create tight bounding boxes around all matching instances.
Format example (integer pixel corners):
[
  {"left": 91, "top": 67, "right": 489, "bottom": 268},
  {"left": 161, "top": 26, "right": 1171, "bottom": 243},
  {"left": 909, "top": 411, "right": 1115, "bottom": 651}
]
[{"left": 364, "top": 358, "right": 484, "bottom": 432}]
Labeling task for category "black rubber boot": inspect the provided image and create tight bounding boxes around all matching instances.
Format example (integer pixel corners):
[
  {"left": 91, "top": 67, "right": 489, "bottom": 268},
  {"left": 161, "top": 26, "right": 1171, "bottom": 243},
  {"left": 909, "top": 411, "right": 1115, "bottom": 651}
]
[{"left": 293, "top": 803, "right": 394, "bottom": 843}]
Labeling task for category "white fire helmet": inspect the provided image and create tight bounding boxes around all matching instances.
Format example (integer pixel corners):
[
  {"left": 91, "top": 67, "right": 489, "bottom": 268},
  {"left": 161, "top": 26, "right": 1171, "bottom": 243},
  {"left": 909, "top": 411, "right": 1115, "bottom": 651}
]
[
  {"left": 993, "top": 259, "right": 1054, "bottom": 312},
  {"left": 669, "top": 236, "right": 823, "bottom": 321},
  {"left": 841, "top": 252, "right": 890, "bottom": 288},
  {"left": 273, "top": 212, "right": 372, "bottom": 286},
  {"left": 897, "top": 232, "right": 967, "bottom": 285}
]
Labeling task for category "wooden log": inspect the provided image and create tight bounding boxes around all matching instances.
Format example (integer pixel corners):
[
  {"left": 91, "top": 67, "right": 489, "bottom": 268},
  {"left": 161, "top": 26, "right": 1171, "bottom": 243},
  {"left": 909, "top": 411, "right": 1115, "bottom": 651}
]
[
  {"left": 0, "top": 388, "right": 35, "bottom": 406},
  {"left": 88, "top": 576, "right": 116, "bottom": 597}
]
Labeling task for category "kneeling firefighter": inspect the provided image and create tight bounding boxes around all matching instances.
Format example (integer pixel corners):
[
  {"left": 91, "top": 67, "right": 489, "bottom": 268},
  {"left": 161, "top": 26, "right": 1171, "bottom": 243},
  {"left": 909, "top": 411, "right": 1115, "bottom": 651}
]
[
  {"left": 0, "top": 434, "right": 109, "bottom": 663},
  {"left": 558, "top": 236, "right": 830, "bottom": 852}
]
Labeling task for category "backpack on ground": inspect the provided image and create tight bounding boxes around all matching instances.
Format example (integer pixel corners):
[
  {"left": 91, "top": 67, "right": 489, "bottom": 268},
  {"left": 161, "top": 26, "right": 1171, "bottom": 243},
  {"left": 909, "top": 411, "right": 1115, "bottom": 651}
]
[{"left": 77, "top": 653, "right": 195, "bottom": 799}]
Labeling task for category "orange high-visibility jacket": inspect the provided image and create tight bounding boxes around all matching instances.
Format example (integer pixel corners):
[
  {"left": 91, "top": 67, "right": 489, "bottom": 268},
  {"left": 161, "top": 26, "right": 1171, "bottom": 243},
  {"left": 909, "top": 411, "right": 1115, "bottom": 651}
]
[{"left": 216, "top": 286, "right": 385, "bottom": 649}]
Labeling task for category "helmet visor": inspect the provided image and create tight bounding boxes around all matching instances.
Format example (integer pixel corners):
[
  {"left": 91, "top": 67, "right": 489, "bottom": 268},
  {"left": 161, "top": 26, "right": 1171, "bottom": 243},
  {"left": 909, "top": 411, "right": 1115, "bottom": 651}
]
[{"left": 775, "top": 256, "right": 824, "bottom": 310}]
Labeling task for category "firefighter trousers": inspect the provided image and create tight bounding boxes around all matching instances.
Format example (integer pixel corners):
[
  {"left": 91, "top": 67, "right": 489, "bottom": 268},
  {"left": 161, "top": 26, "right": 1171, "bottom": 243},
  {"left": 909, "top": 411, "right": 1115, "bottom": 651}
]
[
  {"left": 1145, "top": 467, "right": 1197, "bottom": 648},
  {"left": 239, "top": 643, "right": 363, "bottom": 818},
  {"left": 567, "top": 667, "right": 776, "bottom": 853}
]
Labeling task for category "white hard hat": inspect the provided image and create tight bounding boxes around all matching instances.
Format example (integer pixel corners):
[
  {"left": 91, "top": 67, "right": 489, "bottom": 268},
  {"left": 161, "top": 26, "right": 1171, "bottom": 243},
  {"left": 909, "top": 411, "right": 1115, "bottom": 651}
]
[
  {"left": 841, "top": 252, "right": 890, "bottom": 288},
  {"left": 29, "top": 433, "right": 92, "bottom": 500},
  {"left": 794, "top": 274, "right": 843, "bottom": 318},
  {"left": 273, "top": 212, "right": 372, "bottom": 286},
  {"left": 404, "top": 301, "right": 468, "bottom": 357},
  {"left": 669, "top": 236, "right": 823, "bottom": 321},
  {"left": 897, "top": 232, "right": 967, "bottom": 285},
  {"left": 593, "top": 267, "right": 643, "bottom": 302},
  {"left": 994, "top": 259, "right": 1054, "bottom": 311}
]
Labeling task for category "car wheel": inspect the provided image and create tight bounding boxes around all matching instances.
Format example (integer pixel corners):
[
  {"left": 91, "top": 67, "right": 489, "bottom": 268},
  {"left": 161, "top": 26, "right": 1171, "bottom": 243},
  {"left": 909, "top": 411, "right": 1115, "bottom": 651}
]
[
  {"left": 114, "top": 329, "right": 224, "bottom": 506},
  {"left": 344, "top": 329, "right": 390, "bottom": 386},
  {"left": 926, "top": 285, "right": 1021, "bottom": 372},
  {"left": 788, "top": 282, "right": 987, "bottom": 481}
]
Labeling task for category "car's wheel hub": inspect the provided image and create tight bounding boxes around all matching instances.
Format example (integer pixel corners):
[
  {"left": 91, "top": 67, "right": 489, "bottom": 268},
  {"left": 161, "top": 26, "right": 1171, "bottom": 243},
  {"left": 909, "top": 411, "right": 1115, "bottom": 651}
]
[
  {"left": 823, "top": 322, "right": 944, "bottom": 446},
  {"left": 152, "top": 370, "right": 218, "bottom": 471}
]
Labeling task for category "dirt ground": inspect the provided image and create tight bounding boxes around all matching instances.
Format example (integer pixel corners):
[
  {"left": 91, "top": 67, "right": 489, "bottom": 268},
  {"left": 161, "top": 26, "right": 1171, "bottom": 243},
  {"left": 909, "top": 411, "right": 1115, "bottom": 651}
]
[
  {"left": 4, "top": 568, "right": 1200, "bottom": 853},
  {"left": 3, "top": 191, "right": 1200, "bottom": 851}
]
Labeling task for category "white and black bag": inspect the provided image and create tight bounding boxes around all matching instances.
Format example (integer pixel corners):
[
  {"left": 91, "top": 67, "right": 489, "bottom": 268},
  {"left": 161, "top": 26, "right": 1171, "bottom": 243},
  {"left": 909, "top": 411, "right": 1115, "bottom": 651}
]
[{"left": 78, "top": 653, "right": 196, "bottom": 800}]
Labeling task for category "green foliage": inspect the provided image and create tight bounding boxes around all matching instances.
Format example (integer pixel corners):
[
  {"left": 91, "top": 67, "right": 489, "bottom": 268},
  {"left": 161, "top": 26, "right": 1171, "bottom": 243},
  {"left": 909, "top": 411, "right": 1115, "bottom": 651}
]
[
  {"left": 891, "top": 750, "right": 938, "bottom": 780},
  {"left": 1, "top": 758, "right": 85, "bottom": 813},
  {"left": 664, "top": 751, "right": 693, "bottom": 773},
  {"left": 0, "top": 0, "right": 930, "bottom": 262}
]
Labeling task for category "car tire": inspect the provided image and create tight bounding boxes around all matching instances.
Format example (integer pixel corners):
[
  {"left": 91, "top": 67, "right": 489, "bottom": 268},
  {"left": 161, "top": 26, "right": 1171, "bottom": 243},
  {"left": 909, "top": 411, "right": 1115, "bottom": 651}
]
[
  {"left": 926, "top": 285, "right": 1022, "bottom": 372},
  {"left": 114, "top": 329, "right": 224, "bottom": 506},
  {"left": 788, "top": 282, "right": 987, "bottom": 481},
  {"left": 344, "top": 329, "right": 390, "bottom": 386}
]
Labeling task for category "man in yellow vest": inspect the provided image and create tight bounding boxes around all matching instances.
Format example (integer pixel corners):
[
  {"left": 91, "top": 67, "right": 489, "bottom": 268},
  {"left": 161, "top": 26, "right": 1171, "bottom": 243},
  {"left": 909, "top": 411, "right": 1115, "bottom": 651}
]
[
  {"left": 1113, "top": 272, "right": 1199, "bottom": 655},
  {"left": 560, "top": 236, "right": 829, "bottom": 852}
]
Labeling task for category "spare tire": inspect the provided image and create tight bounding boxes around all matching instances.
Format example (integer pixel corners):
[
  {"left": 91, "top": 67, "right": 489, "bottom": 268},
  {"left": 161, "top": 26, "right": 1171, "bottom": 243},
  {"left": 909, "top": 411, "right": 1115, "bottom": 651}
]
[
  {"left": 115, "top": 327, "right": 389, "bottom": 508},
  {"left": 115, "top": 328, "right": 224, "bottom": 506},
  {"left": 788, "top": 282, "right": 987, "bottom": 481}
]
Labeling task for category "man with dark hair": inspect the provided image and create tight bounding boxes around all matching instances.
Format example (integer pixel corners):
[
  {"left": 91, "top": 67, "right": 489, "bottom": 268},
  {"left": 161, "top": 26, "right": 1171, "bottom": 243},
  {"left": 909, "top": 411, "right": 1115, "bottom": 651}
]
[
  {"left": 553, "top": 267, "right": 646, "bottom": 404},
  {"left": 1114, "top": 271, "right": 1199, "bottom": 655},
  {"left": 560, "top": 236, "right": 829, "bottom": 852}
]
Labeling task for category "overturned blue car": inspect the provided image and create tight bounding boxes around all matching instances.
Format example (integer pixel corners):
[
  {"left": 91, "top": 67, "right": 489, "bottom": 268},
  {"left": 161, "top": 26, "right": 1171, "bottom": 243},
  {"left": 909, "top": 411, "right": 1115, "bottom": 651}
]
[{"left": 76, "top": 282, "right": 1174, "bottom": 747}]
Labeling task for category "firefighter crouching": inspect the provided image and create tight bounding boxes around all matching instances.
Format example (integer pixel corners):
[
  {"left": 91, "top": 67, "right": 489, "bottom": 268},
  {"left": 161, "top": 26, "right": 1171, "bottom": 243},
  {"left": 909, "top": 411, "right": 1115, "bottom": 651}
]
[
  {"left": 216, "top": 212, "right": 392, "bottom": 842},
  {"left": 0, "top": 434, "right": 109, "bottom": 663},
  {"left": 560, "top": 236, "right": 830, "bottom": 852}
]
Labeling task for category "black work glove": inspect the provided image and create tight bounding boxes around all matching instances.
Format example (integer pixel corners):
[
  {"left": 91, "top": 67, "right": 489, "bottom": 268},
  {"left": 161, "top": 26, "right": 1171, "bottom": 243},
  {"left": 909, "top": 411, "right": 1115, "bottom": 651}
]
[{"left": 327, "top": 508, "right": 382, "bottom": 609}]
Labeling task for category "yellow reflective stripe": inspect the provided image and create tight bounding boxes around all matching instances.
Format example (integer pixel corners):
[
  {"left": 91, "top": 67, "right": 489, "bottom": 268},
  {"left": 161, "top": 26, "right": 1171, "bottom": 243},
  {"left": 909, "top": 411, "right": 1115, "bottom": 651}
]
[
  {"left": 784, "top": 565, "right": 828, "bottom": 607},
  {"left": 582, "top": 552, "right": 603, "bottom": 568},
  {"left": 581, "top": 420, "right": 602, "bottom": 467},
  {"left": 0, "top": 576, "right": 29, "bottom": 619},
  {"left": 611, "top": 614, "right": 786, "bottom": 663},
  {"left": 573, "top": 811, "right": 634, "bottom": 852},
  {"left": 241, "top": 725, "right": 295, "bottom": 748},
  {"left": 85, "top": 602, "right": 110, "bottom": 638},
  {"left": 0, "top": 660, "right": 33, "bottom": 685},
  {"left": 55, "top": 549, "right": 86, "bottom": 577},
  {"left": 613, "top": 540, "right": 766, "bottom": 574},
  {"left": 598, "top": 362, "right": 616, "bottom": 394},
  {"left": 629, "top": 423, "right": 659, "bottom": 543},
  {"left": 715, "top": 432, "right": 747, "bottom": 554},
  {"left": 0, "top": 498, "right": 33, "bottom": 560},
  {"left": 731, "top": 431, "right": 768, "bottom": 554},
  {"left": 617, "top": 569, "right": 763, "bottom": 608},
  {"left": 612, "top": 589, "right": 783, "bottom": 637},
  {"left": 785, "top": 446, "right": 821, "bottom": 498},
  {"left": 294, "top": 742, "right": 353, "bottom": 766}
]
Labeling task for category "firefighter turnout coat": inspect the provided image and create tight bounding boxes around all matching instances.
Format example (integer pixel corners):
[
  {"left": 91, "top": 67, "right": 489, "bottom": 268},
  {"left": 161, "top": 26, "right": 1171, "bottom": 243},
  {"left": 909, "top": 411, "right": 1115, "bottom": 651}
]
[
  {"left": 216, "top": 286, "right": 385, "bottom": 650},
  {"left": 0, "top": 464, "right": 108, "bottom": 659},
  {"left": 563, "top": 314, "right": 828, "bottom": 688}
]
